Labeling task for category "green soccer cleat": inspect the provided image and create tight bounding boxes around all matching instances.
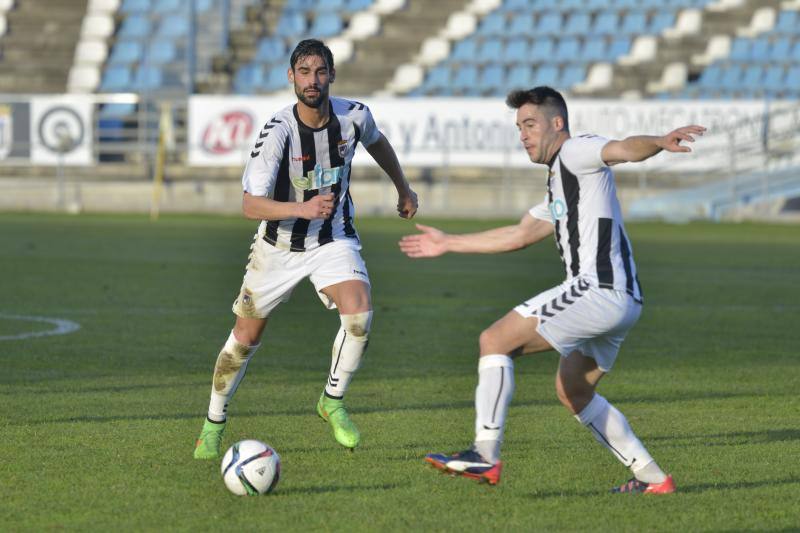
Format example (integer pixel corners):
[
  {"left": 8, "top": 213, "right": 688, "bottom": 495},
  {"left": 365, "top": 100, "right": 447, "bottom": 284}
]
[
  {"left": 193, "top": 418, "right": 226, "bottom": 460},
  {"left": 316, "top": 393, "right": 360, "bottom": 449}
]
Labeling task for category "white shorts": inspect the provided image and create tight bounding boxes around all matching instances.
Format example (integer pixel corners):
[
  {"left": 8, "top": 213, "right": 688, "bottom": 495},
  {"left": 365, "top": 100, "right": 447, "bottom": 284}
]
[
  {"left": 513, "top": 278, "right": 641, "bottom": 372},
  {"left": 232, "top": 236, "right": 370, "bottom": 319}
]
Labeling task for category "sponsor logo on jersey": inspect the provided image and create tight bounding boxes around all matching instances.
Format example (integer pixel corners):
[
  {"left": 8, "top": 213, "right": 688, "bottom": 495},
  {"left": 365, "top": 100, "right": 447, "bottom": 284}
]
[
  {"left": 291, "top": 162, "right": 343, "bottom": 191},
  {"left": 292, "top": 154, "right": 311, "bottom": 162},
  {"left": 549, "top": 198, "right": 567, "bottom": 221},
  {"left": 337, "top": 139, "right": 348, "bottom": 158}
]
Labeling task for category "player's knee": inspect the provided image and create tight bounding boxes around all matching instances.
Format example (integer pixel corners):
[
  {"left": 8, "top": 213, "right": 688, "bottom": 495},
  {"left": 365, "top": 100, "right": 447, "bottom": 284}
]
[
  {"left": 479, "top": 328, "right": 501, "bottom": 354},
  {"left": 341, "top": 311, "right": 373, "bottom": 338}
]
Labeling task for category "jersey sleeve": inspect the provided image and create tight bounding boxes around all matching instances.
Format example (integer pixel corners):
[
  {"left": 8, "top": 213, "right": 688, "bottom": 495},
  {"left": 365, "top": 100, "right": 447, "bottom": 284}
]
[
  {"left": 357, "top": 105, "right": 381, "bottom": 148},
  {"left": 559, "top": 135, "right": 610, "bottom": 175},
  {"left": 528, "top": 196, "right": 552, "bottom": 223},
  {"left": 241, "top": 119, "right": 289, "bottom": 197}
]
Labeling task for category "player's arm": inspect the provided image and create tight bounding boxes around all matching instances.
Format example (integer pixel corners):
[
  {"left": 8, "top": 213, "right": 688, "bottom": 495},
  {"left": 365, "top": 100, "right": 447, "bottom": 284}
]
[
  {"left": 365, "top": 133, "right": 418, "bottom": 219},
  {"left": 600, "top": 125, "right": 707, "bottom": 165},
  {"left": 399, "top": 213, "right": 553, "bottom": 258},
  {"left": 242, "top": 192, "right": 334, "bottom": 221}
]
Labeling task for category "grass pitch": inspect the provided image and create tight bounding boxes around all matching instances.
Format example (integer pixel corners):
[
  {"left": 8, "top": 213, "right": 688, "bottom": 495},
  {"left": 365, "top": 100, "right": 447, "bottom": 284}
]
[{"left": 2, "top": 213, "right": 799, "bottom": 531}]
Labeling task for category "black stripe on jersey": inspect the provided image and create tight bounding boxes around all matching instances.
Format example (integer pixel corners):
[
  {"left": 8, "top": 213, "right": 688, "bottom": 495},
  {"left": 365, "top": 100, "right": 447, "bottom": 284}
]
[
  {"left": 264, "top": 140, "right": 291, "bottom": 246},
  {"left": 560, "top": 160, "right": 581, "bottom": 277},
  {"left": 618, "top": 224, "right": 634, "bottom": 295},
  {"left": 596, "top": 217, "right": 614, "bottom": 288},
  {"left": 342, "top": 189, "right": 356, "bottom": 237},
  {"left": 318, "top": 113, "right": 346, "bottom": 246},
  {"left": 289, "top": 110, "right": 319, "bottom": 252},
  {"left": 547, "top": 170, "right": 566, "bottom": 268}
]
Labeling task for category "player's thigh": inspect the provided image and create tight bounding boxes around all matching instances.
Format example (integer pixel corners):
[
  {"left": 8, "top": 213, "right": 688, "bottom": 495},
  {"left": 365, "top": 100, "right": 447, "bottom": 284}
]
[
  {"left": 320, "top": 279, "right": 371, "bottom": 314},
  {"left": 480, "top": 310, "right": 553, "bottom": 357},
  {"left": 308, "top": 240, "right": 371, "bottom": 312},
  {"left": 232, "top": 237, "right": 307, "bottom": 320}
]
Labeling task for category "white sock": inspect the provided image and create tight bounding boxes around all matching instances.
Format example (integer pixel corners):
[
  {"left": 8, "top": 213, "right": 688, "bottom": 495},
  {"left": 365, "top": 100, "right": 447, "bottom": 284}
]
[
  {"left": 324, "top": 312, "right": 372, "bottom": 399},
  {"left": 207, "top": 331, "right": 260, "bottom": 422},
  {"left": 575, "top": 394, "right": 666, "bottom": 483},
  {"left": 473, "top": 354, "right": 515, "bottom": 464}
]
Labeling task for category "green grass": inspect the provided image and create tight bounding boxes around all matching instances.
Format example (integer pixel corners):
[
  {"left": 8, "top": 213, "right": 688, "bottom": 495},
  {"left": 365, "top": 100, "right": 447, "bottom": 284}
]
[{"left": 1, "top": 213, "right": 799, "bottom": 531}]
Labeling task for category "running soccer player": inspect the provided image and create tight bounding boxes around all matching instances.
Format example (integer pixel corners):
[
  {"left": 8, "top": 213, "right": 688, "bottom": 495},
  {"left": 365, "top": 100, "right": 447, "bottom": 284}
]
[
  {"left": 399, "top": 86, "right": 704, "bottom": 493},
  {"left": 194, "top": 39, "right": 418, "bottom": 458}
]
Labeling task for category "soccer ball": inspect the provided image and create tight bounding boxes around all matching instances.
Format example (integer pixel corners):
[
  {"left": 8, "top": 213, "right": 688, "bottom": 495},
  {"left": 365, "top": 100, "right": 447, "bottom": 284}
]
[{"left": 221, "top": 439, "right": 281, "bottom": 496}]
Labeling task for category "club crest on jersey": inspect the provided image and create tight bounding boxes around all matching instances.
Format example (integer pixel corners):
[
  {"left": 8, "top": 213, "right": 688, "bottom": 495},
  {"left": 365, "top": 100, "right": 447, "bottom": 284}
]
[
  {"left": 291, "top": 162, "right": 343, "bottom": 191},
  {"left": 337, "top": 139, "right": 348, "bottom": 158}
]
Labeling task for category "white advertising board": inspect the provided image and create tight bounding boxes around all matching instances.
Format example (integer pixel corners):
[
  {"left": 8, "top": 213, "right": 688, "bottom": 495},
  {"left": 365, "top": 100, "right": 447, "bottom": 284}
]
[
  {"left": 30, "top": 96, "right": 93, "bottom": 165},
  {"left": 188, "top": 96, "right": 767, "bottom": 171}
]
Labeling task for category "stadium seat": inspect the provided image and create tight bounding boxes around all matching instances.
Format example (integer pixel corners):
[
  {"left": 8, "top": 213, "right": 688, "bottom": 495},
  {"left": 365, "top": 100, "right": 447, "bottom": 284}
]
[
  {"left": 697, "top": 63, "right": 723, "bottom": 89},
  {"left": 560, "top": 64, "right": 586, "bottom": 87},
  {"left": 784, "top": 66, "right": 800, "bottom": 95},
  {"left": 147, "top": 39, "right": 178, "bottom": 64},
  {"left": 582, "top": 37, "right": 608, "bottom": 62},
  {"left": 477, "top": 11, "right": 506, "bottom": 36},
  {"left": 153, "top": 0, "right": 184, "bottom": 14},
  {"left": 563, "top": 12, "right": 590, "bottom": 36},
  {"left": 649, "top": 11, "right": 675, "bottom": 33},
  {"left": 255, "top": 37, "right": 287, "bottom": 63},
  {"left": 265, "top": 64, "right": 290, "bottom": 91},
  {"left": 120, "top": 0, "right": 150, "bottom": 13},
  {"left": 554, "top": 37, "right": 581, "bottom": 62},
  {"left": 420, "top": 65, "right": 451, "bottom": 93},
  {"left": 344, "top": 0, "right": 373, "bottom": 12},
  {"left": 316, "top": 0, "right": 346, "bottom": 12},
  {"left": 772, "top": 10, "right": 797, "bottom": 35},
  {"left": 719, "top": 64, "right": 743, "bottom": 87},
  {"left": 729, "top": 37, "right": 750, "bottom": 62},
  {"left": 233, "top": 64, "right": 264, "bottom": 94},
  {"left": 530, "top": 37, "right": 555, "bottom": 62},
  {"left": 157, "top": 15, "right": 189, "bottom": 37},
  {"left": 135, "top": 65, "right": 163, "bottom": 89},
  {"left": 608, "top": 37, "right": 631, "bottom": 59},
  {"left": 276, "top": 10, "right": 307, "bottom": 37},
  {"left": 620, "top": 11, "right": 647, "bottom": 36},
  {"left": 750, "top": 37, "right": 770, "bottom": 62},
  {"left": 507, "top": 13, "right": 534, "bottom": 36},
  {"left": 452, "top": 65, "right": 479, "bottom": 95},
  {"left": 477, "top": 64, "right": 505, "bottom": 94},
  {"left": 533, "top": 64, "right": 558, "bottom": 86},
  {"left": 506, "top": 64, "right": 534, "bottom": 88},
  {"left": 108, "top": 40, "right": 143, "bottom": 65},
  {"left": 501, "top": 0, "right": 529, "bottom": 12},
  {"left": 740, "top": 65, "right": 763, "bottom": 91},
  {"left": 309, "top": 12, "right": 343, "bottom": 37},
  {"left": 503, "top": 38, "right": 530, "bottom": 64},
  {"left": 535, "top": 12, "right": 562, "bottom": 35},
  {"left": 591, "top": 11, "right": 619, "bottom": 37},
  {"left": 762, "top": 65, "right": 784, "bottom": 95},
  {"left": 791, "top": 40, "right": 800, "bottom": 61},
  {"left": 100, "top": 66, "right": 132, "bottom": 91},
  {"left": 450, "top": 38, "right": 477, "bottom": 63},
  {"left": 118, "top": 15, "right": 151, "bottom": 39},
  {"left": 477, "top": 38, "right": 504, "bottom": 64},
  {"left": 769, "top": 37, "right": 791, "bottom": 61}
]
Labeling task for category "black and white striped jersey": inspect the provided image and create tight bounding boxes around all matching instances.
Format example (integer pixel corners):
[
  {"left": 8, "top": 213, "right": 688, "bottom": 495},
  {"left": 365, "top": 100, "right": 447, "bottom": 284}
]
[
  {"left": 529, "top": 135, "right": 643, "bottom": 303},
  {"left": 242, "top": 97, "right": 381, "bottom": 252}
]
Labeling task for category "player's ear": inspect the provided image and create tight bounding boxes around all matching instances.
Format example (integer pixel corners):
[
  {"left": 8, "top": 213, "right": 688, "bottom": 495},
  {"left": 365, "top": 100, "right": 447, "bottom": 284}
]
[
  {"left": 329, "top": 67, "right": 336, "bottom": 84},
  {"left": 287, "top": 67, "right": 295, "bottom": 84},
  {"left": 552, "top": 115, "right": 565, "bottom": 132}
]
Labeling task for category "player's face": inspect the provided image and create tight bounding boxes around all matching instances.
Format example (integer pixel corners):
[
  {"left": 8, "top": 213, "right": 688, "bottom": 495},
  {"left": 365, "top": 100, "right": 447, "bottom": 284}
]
[
  {"left": 515, "top": 104, "right": 559, "bottom": 164},
  {"left": 289, "top": 54, "right": 333, "bottom": 109}
]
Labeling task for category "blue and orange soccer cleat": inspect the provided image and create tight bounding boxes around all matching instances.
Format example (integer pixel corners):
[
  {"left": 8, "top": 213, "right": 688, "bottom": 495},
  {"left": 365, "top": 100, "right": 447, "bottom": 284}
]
[
  {"left": 425, "top": 448, "right": 503, "bottom": 485},
  {"left": 611, "top": 475, "right": 676, "bottom": 494}
]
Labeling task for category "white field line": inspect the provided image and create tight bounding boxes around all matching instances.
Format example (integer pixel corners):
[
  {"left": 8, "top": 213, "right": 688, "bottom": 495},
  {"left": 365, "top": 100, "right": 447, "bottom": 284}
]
[{"left": 0, "top": 314, "right": 81, "bottom": 341}]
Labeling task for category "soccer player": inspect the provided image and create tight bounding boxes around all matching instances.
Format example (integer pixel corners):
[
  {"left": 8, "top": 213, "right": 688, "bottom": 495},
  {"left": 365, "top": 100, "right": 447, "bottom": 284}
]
[
  {"left": 399, "top": 86, "right": 705, "bottom": 492},
  {"left": 194, "top": 39, "right": 418, "bottom": 459}
]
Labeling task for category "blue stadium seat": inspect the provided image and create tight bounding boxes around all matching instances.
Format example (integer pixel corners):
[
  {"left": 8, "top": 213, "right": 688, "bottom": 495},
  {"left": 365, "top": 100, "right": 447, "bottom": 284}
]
[
  {"left": 153, "top": 0, "right": 184, "bottom": 14},
  {"left": 264, "top": 64, "right": 290, "bottom": 91},
  {"left": 100, "top": 66, "right": 132, "bottom": 91},
  {"left": 649, "top": 11, "right": 675, "bottom": 33},
  {"left": 120, "top": 0, "right": 150, "bottom": 13},
  {"left": 233, "top": 64, "right": 264, "bottom": 94},
  {"left": 740, "top": 65, "right": 763, "bottom": 91},
  {"left": 564, "top": 12, "right": 590, "bottom": 36},
  {"left": 316, "top": 0, "right": 346, "bottom": 12},
  {"left": 421, "top": 65, "right": 451, "bottom": 93},
  {"left": 784, "top": 65, "right": 800, "bottom": 94},
  {"left": 530, "top": 37, "right": 555, "bottom": 62},
  {"left": 750, "top": 37, "right": 770, "bottom": 62},
  {"left": 108, "top": 40, "right": 143, "bottom": 65},
  {"left": 582, "top": 37, "right": 608, "bottom": 61},
  {"left": 607, "top": 37, "right": 631, "bottom": 59},
  {"left": 769, "top": 37, "right": 791, "bottom": 61},
  {"left": 309, "top": 12, "right": 343, "bottom": 37},
  {"left": 762, "top": 65, "right": 784, "bottom": 95},
  {"left": 560, "top": 64, "right": 586, "bottom": 87},
  {"left": 255, "top": 37, "right": 287, "bottom": 63},
  {"left": 533, "top": 64, "right": 559, "bottom": 86},
  {"left": 478, "top": 64, "right": 505, "bottom": 94},
  {"left": 586, "top": 0, "right": 613, "bottom": 9},
  {"left": 719, "top": 64, "right": 743, "bottom": 87},
  {"left": 772, "top": 10, "right": 797, "bottom": 35},
  {"left": 591, "top": 11, "right": 619, "bottom": 37},
  {"left": 157, "top": 15, "right": 189, "bottom": 37},
  {"left": 729, "top": 37, "right": 750, "bottom": 62},
  {"left": 477, "top": 11, "right": 507, "bottom": 36},
  {"left": 477, "top": 38, "right": 504, "bottom": 64},
  {"left": 504, "top": 38, "right": 530, "bottom": 64},
  {"left": 559, "top": 0, "right": 583, "bottom": 11},
  {"left": 791, "top": 40, "right": 800, "bottom": 61},
  {"left": 118, "top": 15, "right": 151, "bottom": 39},
  {"left": 507, "top": 65, "right": 534, "bottom": 88},
  {"left": 620, "top": 11, "right": 647, "bottom": 35},
  {"left": 697, "top": 63, "right": 723, "bottom": 89},
  {"left": 536, "top": 12, "right": 562, "bottom": 35},
  {"left": 501, "top": 0, "right": 530, "bottom": 12},
  {"left": 147, "top": 39, "right": 178, "bottom": 64},
  {"left": 450, "top": 38, "right": 478, "bottom": 63},
  {"left": 135, "top": 65, "right": 163, "bottom": 90},
  {"left": 507, "top": 13, "right": 535, "bottom": 36},
  {"left": 344, "top": 0, "right": 373, "bottom": 12},
  {"left": 98, "top": 103, "right": 137, "bottom": 119},
  {"left": 276, "top": 10, "right": 307, "bottom": 37},
  {"left": 452, "top": 65, "right": 479, "bottom": 95},
  {"left": 554, "top": 37, "right": 581, "bottom": 62}
]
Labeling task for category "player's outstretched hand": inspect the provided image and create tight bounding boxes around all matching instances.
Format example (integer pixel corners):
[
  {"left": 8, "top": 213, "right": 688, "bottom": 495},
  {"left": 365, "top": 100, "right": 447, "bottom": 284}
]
[
  {"left": 398, "top": 223, "right": 448, "bottom": 258},
  {"left": 299, "top": 193, "right": 335, "bottom": 220},
  {"left": 659, "top": 125, "right": 707, "bottom": 153},
  {"left": 398, "top": 188, "right": 419, "bottom": 219}
]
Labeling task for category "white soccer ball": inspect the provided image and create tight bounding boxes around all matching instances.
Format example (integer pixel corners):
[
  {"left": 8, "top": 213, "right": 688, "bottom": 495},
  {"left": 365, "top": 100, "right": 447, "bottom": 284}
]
[{"left": 221, "top": 439, "right": 281, "bottom": 496}]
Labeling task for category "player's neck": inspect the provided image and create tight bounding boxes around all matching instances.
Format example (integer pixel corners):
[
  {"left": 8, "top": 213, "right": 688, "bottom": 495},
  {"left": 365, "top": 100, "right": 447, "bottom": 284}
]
[{"left": 296, "top": 99, "right": 330, "bottom": 130}]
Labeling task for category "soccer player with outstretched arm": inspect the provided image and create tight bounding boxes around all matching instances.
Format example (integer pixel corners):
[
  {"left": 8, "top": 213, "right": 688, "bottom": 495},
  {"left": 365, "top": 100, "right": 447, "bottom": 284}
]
[
  {"left": 194, "top": 39, "right": 418, "bottom": 459},
  {"left": 399, "top": 86, "right": 704, "bottom": 493}
]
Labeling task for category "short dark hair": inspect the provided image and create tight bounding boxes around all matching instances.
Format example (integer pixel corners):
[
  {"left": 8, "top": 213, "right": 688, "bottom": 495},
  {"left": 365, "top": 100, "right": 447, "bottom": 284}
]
[
  {"left": 289, "top": 39, "right": 334, "bottom": 71},
  {"left": 506, "top": 86, "right": 569, "bottom": 130}
]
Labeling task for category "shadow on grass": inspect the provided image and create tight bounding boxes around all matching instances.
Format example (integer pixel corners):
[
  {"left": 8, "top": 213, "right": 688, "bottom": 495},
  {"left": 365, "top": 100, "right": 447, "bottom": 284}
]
[
  {"left": 525, "top": 476, "right": 800, "bottom": 500},
  {"left": 273, "top": 482, "right": 406, "bottom": 497},
  {"left": 647, "top": 429, "right": 800, "bottom": 446}
]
